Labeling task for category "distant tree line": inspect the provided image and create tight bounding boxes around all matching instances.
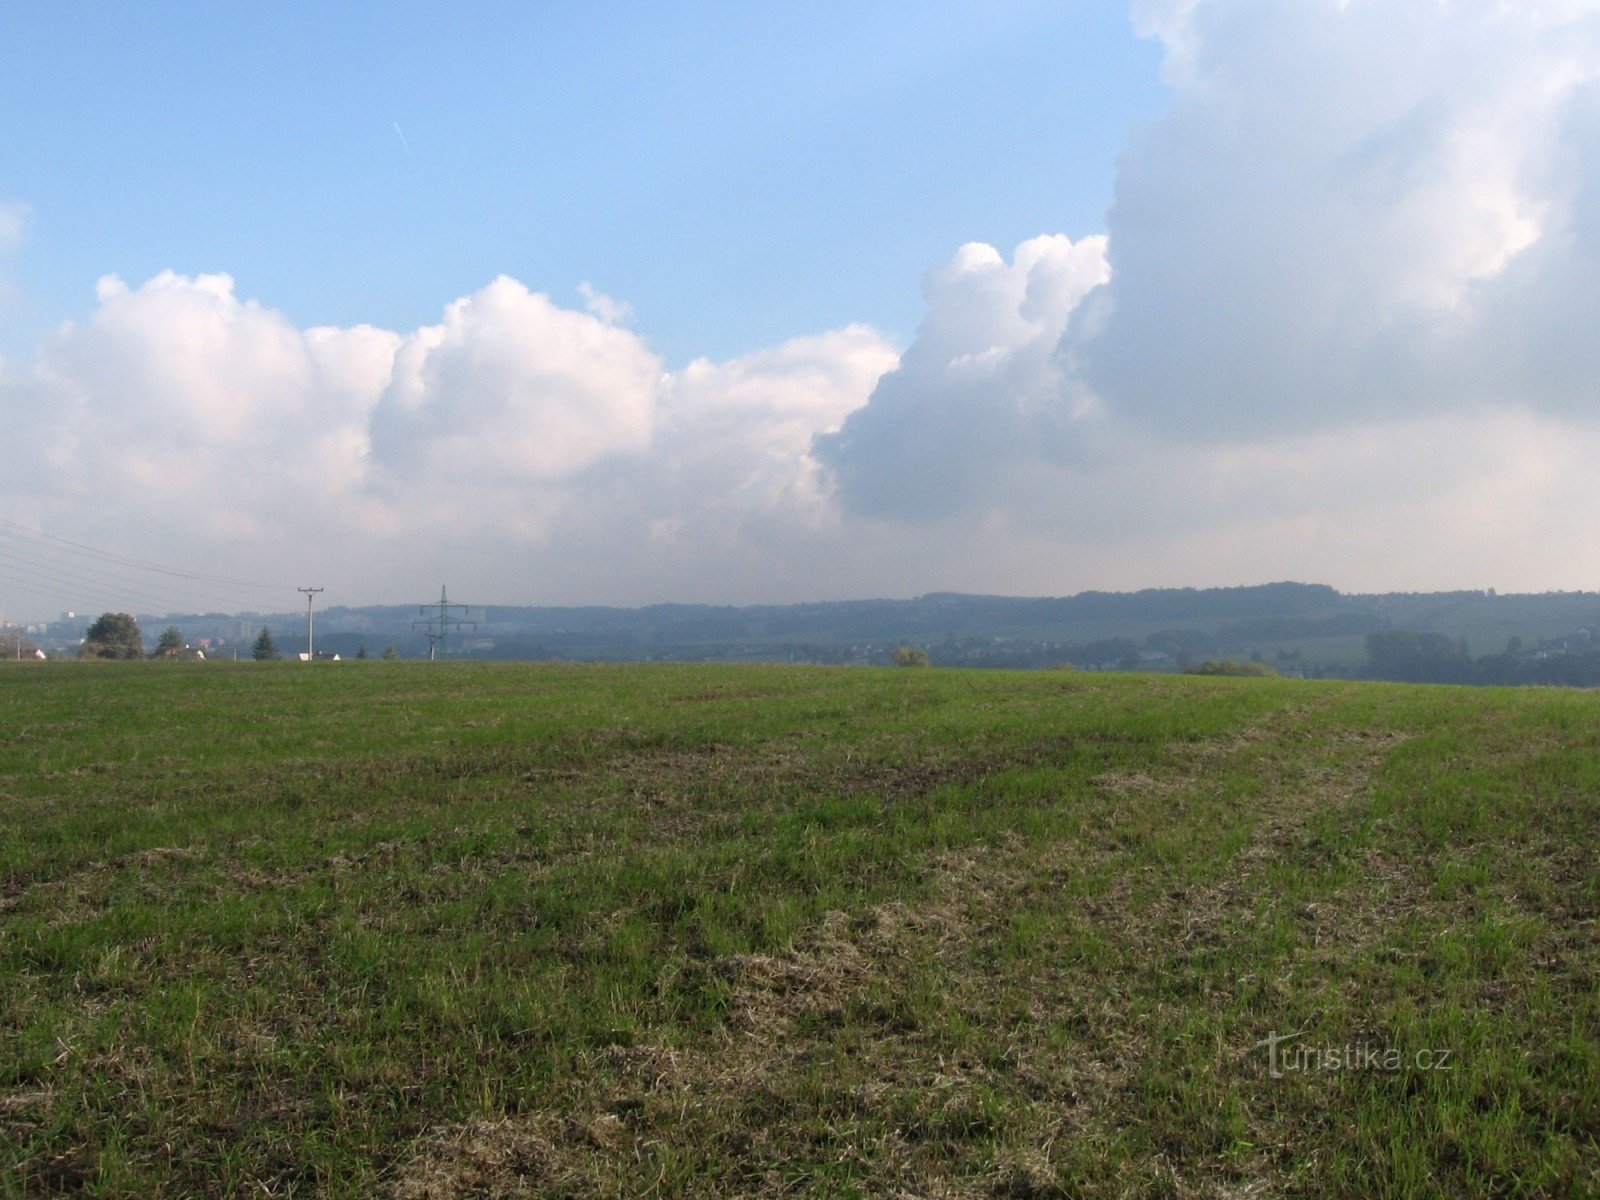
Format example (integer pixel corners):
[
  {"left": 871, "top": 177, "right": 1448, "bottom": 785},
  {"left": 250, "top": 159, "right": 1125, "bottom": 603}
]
[
  {"left": 1365, "top": 630, "right": 1600, "bottom": 686},
  {"left": 63, "top": 614, "right": 365, "bottom": 663}
]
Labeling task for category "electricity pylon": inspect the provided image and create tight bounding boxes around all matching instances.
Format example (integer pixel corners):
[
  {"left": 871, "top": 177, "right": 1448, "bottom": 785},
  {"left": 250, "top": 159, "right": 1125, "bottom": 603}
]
[{"left": 413, "top": 584, "right": 475, "bottom": 660}]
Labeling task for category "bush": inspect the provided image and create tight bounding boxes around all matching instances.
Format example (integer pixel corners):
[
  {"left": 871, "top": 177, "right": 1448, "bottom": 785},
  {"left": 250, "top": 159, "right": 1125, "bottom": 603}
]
[
  {"left": 891, "top": 644, "right": 931, "bottom": 668},
  {"left": 1181, "top": 659, "right": 1278, "bottom": 677}
]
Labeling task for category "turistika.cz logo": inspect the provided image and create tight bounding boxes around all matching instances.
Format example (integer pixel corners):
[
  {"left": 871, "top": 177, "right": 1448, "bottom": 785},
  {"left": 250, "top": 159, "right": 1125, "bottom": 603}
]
[{"left": 1253, "top": 1029, "right": 1455, "bottom": 1079}]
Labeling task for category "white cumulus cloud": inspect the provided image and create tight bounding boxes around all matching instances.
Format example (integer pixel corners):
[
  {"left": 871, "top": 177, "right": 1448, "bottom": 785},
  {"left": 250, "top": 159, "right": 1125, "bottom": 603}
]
[
  {"left": 815, "top": 234, "right": 1108, "bottom": 519},
  {"left": 368, "top": 275, "right": 662, "bottom": 489},
  {"left": 1077, "top": 0, "right": 1600, "bottom": 436},
  {"left": 0, "top": 271, "right": 899, "bottom": 606},
  {"left": 11, "top": 271, "right": 393, "bottom": 550}
]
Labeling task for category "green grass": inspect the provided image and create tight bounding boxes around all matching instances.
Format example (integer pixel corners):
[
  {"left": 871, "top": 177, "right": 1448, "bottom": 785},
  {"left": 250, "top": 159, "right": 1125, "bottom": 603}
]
[{"left": 1, "top": 661, "right": 1597, "bottom": 1197}]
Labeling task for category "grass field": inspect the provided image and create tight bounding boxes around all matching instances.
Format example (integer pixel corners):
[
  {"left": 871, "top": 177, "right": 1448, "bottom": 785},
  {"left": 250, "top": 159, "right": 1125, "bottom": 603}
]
[{"left": 1, "top": 661, "right": 1596, "bottom": 1198}]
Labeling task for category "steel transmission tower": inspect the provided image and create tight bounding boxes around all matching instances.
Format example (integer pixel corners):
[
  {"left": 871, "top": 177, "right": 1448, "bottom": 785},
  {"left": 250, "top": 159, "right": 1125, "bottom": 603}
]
[{"left": 413, "top": 584, "right": 475, "bottom": 660}]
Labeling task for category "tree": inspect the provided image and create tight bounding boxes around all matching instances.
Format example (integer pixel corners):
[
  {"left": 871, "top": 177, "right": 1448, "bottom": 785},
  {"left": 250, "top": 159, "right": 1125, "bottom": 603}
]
[
  {"left": 155, "top": 627, "right": 184, "bottom": 654},
  {"left": 891, "top": 644, "right": 930, "bottom": 668},
  {"left": 381, "top": 645, "right": 397, "bottom": 661},
  {"left": 355, "top": 644, "right": 369, "bottom": 660},
  {"left": 252, "top": 628, "right": 280, "bottom": 661},
  {"left": 81, "top": 613, "right": 143, "bottom": 660}
]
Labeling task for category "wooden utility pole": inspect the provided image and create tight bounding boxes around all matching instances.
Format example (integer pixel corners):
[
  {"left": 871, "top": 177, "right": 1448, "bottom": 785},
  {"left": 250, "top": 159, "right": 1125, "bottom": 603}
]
[{"left": 298, "top": 587, "right": 324, "bottom": 660}]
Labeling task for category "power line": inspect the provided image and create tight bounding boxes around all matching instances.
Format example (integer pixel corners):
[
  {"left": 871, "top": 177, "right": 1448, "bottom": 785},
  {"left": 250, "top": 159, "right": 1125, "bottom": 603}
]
[
  {"left": 0, "top": 541, "right": 230, "bottom": 616},
  {"left": 0, "top": 518, "right": 284, "bottom": 596},
  {"left": 0, "top": 517, "right": 294, "bottom": 616}
]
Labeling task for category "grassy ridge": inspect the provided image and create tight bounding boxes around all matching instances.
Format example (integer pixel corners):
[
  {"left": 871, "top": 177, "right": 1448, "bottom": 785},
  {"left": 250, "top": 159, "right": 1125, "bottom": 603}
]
[{"left": 1, "top": 662, "right": 1596, "bottom": 1197}]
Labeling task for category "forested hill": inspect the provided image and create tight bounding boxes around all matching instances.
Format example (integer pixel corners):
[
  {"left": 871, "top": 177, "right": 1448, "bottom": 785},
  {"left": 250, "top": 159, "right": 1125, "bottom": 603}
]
[{"left": 305, "top": 581, "right": 1350, "bottom": 654}]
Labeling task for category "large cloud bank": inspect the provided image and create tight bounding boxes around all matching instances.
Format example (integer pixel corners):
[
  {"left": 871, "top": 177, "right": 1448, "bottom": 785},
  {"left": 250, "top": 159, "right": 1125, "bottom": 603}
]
[
  {"left": 8, "top": 0, "right": 1600, "bottom": 610},
  {"left": 0, "top": 270, "right": 900, "bottom": 606}
]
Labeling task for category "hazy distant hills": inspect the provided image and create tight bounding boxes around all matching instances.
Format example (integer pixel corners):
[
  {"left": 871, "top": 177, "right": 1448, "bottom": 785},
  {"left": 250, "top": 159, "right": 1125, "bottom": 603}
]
[{"left": 130, "top": 581, "right": 1600, "bottom": 679}]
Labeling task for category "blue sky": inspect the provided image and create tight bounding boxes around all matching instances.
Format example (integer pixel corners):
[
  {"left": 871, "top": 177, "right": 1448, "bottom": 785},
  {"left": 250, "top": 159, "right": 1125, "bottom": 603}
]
[
  {"left": 0, "top": 2, "right": 1164, "bottom": 365},
  {"left": 5, "top": 1, "right": 1600, "bottom": 619}
]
